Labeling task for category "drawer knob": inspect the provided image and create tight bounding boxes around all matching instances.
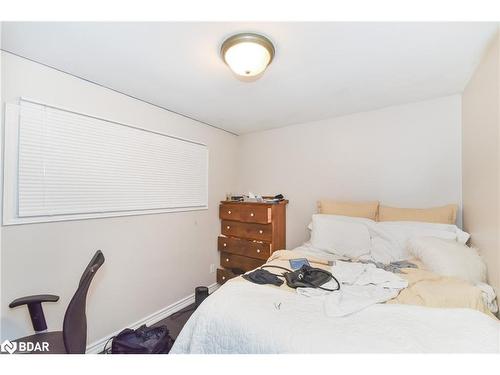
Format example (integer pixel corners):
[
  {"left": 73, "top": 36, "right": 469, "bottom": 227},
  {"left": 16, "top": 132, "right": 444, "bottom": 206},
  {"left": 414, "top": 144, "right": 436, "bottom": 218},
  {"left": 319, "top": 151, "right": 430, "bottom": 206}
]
[
  {"left": 257, "top": 249, "right": 261, "bottom": 253},
  {"left": 259, "top": 230, "right": 263, "bottom": 234},
  {"left": 227, "top": 225, "right": 231, "bottom": 230},
  {"left": 223, "top": 243, "right": 227, "bottom": 247},
  {"left": 222, "top": 276, "right": 226, "bottom": 280},
  {"left": 225, "top": 258, "right": 229, "bottom": 262},
  {"left": 250, "top": 212, "right": 254, "bottom": 217},
  {"left": 228, "top": 210, "right": 232, "bottom": 214}
]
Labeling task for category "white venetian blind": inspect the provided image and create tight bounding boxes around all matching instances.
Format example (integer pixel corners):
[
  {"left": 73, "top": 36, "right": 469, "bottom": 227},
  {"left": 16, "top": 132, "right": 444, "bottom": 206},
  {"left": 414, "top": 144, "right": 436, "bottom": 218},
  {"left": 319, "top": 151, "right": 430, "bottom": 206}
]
[{"left": 17, "top": 100, "right": 208, "bottom": 219}]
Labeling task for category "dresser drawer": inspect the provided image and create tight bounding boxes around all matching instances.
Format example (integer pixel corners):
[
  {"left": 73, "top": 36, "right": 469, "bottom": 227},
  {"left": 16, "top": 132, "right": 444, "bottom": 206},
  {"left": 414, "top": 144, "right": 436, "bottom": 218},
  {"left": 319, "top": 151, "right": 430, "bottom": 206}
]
[
  {"left": 220, "top": 252, "right": 265, "bottom": 272},
  {"left": 219, "top": 204, "right": 271, "bottom": 224},
  {"left": 216, "top": 268, "right": 238, "bottom": 285},
  {"left": 221, "top": 220, "right": 272, "bottom": 241},
  {"left": 218, "top": 236, "right": 271, "bottom": 260}
]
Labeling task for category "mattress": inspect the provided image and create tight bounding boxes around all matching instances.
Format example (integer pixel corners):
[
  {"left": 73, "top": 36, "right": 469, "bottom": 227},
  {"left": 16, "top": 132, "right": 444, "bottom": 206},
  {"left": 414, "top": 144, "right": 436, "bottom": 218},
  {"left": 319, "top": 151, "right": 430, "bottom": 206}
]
[{"left": 171, "top": 246, "right": 500, "bottom": 353}]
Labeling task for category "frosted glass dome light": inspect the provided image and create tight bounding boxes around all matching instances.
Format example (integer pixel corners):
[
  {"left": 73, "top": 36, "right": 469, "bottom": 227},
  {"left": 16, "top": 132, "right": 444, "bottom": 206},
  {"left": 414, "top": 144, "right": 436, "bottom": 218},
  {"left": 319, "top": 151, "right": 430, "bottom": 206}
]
[{"left": 221, "top": 33, "right": 275, "bottom": 79}]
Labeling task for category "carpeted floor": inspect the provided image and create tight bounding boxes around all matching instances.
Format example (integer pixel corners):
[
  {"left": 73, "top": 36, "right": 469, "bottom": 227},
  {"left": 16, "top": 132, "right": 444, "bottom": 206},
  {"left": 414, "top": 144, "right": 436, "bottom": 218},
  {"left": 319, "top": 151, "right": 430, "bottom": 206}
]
[{"left": 152, "top": 303, "right": 195, "bottom": 340}]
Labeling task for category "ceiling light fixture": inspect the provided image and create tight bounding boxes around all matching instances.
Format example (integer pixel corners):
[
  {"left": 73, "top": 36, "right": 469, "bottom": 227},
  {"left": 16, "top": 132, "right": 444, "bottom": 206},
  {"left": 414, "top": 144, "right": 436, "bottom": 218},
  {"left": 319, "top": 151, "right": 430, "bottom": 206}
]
[{"left": 221, "top": 33, "right": 275, "bottom": 80}]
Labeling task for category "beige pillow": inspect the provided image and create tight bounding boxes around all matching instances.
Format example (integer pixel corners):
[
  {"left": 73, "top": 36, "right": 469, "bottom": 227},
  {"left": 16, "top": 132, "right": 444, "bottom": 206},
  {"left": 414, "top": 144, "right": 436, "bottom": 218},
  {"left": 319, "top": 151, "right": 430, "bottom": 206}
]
[
  {"left": 317, "top": 200, "right": 379, "bottom": 220},
  {"left": 378, "top": 204, "right": 458, "bottom": 225}
]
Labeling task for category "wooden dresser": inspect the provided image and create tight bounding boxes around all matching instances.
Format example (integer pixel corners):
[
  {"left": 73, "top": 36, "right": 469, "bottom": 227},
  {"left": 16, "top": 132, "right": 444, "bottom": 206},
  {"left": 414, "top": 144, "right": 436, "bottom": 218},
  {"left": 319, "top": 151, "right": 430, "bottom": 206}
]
[{"left": 217, "top": 200, "right": 288, "bottom": 285}]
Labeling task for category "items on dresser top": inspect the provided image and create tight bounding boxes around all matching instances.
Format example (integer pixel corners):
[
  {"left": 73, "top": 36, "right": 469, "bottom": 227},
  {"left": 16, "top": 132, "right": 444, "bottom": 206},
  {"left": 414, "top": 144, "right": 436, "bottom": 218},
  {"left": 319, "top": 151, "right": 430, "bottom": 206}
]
[
  {"left": 217, "top": 199, "right": 288, "bottom": 284},
  {"left": 226, "top": 193, "right": 286, "bottom": 203}
]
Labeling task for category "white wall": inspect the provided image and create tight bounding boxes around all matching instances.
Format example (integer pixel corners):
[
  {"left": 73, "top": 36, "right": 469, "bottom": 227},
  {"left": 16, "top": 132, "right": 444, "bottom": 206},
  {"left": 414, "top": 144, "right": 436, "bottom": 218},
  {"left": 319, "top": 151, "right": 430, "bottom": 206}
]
[
  {"left": 0, "top": 52, "right": 238, "bottom": 343},
  {"left": 237, "top": 95, "right": 463, "bottom": 248},
  {"left": 462, "top": 29, "right": 500, "bottom": 295},
  {"left": 0, "top": 50, "right": 466, "bottom": 345}
]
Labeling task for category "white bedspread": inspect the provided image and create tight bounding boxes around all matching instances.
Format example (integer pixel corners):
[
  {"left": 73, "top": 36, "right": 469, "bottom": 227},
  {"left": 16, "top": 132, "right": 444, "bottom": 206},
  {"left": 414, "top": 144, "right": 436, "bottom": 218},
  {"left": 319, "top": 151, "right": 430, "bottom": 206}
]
[{"left": 171, "top": 280, "right": 500, "bottom": 353}]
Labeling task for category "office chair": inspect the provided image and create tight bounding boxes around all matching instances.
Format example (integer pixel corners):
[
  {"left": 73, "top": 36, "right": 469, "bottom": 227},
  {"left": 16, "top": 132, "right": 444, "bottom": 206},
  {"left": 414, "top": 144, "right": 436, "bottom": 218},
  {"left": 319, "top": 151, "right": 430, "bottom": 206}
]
[{"left": 8, "top": 250, "right": 105, "bottom": 354}]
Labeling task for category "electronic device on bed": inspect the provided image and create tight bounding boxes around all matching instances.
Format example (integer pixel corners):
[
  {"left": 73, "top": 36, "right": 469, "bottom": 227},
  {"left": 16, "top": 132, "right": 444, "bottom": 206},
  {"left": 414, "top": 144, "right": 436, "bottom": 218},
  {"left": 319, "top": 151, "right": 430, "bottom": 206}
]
[
  {"left": 284, "top": 265, "right": 340, "bottom": 291},
  {"left": 289, "top": 258, "right": 310, "bottom": 270},
  {"left": 259, "top": 263, "right": 340, "bottom": 291}
]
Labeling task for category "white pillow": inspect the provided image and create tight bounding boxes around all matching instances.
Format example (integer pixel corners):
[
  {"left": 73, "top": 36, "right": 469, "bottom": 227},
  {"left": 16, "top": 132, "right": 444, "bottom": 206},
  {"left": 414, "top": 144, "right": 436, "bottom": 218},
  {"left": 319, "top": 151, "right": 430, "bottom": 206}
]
[
  {"left": 368, "top": 221, "right": 470, "bottom": 263},
  {"left": 376, "top": 221, "right": 470, "bottom": 243},
  {"left": 408, "top": 237, "right": 486, "bottom": 284},
  {"left": 310, "top": 214, "right": 372, "bottom": 258}
]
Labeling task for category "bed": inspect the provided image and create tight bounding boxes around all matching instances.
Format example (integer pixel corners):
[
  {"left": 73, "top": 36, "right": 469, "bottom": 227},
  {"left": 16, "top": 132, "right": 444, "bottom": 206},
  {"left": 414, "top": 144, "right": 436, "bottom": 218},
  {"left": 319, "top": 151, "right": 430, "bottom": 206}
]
[{"left": 171, "top": 203, "right": 500, "bottom": 353}]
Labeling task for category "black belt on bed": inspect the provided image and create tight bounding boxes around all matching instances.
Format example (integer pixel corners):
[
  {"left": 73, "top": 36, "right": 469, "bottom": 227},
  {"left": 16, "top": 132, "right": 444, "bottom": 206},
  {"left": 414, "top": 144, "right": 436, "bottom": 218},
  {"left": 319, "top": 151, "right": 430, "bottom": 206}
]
[{"left": 242, "top": 268, "right": 284, "bottom": 286}]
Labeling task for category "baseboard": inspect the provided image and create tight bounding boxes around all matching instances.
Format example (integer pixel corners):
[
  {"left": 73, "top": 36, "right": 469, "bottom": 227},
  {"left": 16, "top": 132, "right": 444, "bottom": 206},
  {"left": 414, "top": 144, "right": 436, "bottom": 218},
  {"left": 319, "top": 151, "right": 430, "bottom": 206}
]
[{"left": 86, "top": 282, "right": 220, "bottom": 354}]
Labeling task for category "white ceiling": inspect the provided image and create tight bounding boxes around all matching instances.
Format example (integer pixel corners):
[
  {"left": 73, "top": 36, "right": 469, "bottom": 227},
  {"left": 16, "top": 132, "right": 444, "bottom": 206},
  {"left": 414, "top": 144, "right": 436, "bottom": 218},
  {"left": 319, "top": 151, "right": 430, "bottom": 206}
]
[{"left": 1, "top": 22, "right": 498, "bottom": 134}]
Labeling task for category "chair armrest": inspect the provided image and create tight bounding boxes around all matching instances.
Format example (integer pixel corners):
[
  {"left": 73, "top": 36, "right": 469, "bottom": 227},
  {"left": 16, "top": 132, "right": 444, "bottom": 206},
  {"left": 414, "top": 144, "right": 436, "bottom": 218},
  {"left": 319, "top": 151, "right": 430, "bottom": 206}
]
[
  {"left": 9, "top": 294, "right": 59, "bottom": 308},
  {"left": 9, "top": 294, "right": 59, "bottom": 332}
]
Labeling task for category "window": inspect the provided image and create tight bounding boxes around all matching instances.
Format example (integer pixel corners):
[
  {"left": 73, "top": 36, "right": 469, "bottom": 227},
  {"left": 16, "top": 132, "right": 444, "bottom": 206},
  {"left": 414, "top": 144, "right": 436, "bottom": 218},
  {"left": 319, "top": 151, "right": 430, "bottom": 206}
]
[{"left": 3, "top": 99, "right": 208, "bottom": 225}]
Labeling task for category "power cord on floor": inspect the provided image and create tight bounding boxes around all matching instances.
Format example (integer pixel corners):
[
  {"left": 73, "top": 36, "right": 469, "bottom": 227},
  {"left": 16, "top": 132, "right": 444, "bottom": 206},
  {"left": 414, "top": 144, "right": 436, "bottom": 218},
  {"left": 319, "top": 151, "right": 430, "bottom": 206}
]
[{"left": 101, "top": 336, "right": 115, "bottom": 354}]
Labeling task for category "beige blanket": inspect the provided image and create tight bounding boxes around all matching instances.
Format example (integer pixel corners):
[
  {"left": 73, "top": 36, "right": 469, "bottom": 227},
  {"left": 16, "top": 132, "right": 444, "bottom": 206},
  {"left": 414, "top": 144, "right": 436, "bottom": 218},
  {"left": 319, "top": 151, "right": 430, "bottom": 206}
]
[
  {"left": 262, "top": 250, "right": 495, "bottom": 318},
  {"left": 388, "top": 267, "right": 494, "bottom": 317}
]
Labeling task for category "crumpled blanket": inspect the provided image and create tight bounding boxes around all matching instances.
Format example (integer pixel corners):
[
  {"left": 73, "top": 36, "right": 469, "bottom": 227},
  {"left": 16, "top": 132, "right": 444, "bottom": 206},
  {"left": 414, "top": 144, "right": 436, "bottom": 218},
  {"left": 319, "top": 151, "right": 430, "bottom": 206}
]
[
  {"left": 266, "top": 249, "right": 497, "bottom": 317},
  {"left": 296, "top": 260, "right": 408, "bottom": 316},
  {"left": 389, "top": 267, "right": 496, "bottom": 318},
  {"left": 357, "top": 259, "right": 418, "bottom": 273}
]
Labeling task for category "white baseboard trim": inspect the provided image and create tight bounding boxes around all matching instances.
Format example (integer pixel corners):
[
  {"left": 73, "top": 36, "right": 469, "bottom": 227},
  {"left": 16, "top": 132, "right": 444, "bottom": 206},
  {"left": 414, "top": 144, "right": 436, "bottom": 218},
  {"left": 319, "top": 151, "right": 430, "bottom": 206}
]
[{"left": 86, "top": 282, "right": 220, "bottom": 354}]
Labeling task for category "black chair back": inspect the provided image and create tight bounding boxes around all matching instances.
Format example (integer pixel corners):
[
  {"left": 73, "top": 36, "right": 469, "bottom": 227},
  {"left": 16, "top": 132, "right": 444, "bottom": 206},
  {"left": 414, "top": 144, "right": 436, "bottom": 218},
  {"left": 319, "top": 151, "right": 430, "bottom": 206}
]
[{"left": 62, "top": 250, "right": 105, "bottom": 353}]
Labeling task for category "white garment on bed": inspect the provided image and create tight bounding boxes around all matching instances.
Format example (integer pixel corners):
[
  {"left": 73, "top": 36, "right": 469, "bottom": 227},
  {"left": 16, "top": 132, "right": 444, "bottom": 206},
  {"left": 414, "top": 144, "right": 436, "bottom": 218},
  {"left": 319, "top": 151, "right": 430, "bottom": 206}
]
[
  {"left": 355, "top": 266, "right": 408, "bottom": 289},
  {"left": 324, "top": 285, "right": 402, "bottom": 317},
  {"left": 331, "top": 260, "right": 407, "bottom": 288},
  {"left": 296, "top": 261, "right": 408, "bottom": 317},
  {"left": 331, "top": 260, "right": 367, "bottom": 284}
]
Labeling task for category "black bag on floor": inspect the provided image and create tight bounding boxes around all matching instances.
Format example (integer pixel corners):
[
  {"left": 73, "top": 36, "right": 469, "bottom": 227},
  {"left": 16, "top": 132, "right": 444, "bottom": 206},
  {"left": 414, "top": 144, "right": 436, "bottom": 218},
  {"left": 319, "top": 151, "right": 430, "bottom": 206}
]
[{"left": 110, "top": 324, "right": 174, "bottom": 354}]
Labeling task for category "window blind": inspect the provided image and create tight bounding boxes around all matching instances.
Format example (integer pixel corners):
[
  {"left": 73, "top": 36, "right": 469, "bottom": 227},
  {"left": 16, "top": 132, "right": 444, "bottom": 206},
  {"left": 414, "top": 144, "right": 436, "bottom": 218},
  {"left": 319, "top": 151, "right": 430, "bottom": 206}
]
[{"left": 16, "top": 100, "right": 208, "bottom": 219}]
